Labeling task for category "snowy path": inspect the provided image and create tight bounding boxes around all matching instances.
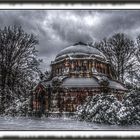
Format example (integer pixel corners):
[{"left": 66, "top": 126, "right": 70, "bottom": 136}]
[{"left": 0, "top": 117, "right": 140, "bottom": 130}]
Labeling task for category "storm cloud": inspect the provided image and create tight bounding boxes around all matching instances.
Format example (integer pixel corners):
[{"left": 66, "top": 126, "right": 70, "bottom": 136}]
[{"left": 0, "top": 10, "right": 140, "bottom": 71}]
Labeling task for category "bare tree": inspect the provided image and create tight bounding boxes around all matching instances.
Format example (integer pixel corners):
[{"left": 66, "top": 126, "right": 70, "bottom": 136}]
[
  {"left": 94, "top": 33, "right": 136, "bottom": 83},
  {"left": 0, "top": 26, "right": 41, "bottom": 114},
  {"left": 134, "top": 35, "right": 140, "bottom": 85}
]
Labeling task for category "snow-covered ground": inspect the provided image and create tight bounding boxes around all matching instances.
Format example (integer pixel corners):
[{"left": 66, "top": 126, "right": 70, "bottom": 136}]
[{"left": 0, "top": 117, "right": 140, "bottom": 130}]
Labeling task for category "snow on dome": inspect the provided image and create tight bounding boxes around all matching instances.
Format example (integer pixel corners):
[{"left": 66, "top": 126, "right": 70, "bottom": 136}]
[{"left": 55, "top": 42, "right": 107, "bottom": 61}]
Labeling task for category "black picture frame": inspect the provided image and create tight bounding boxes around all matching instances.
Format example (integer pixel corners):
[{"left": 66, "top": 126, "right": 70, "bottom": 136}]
[
  {"left": 0, "top": 0, "right": 139, "bottom": 3},
  {"left": 0, "top": 1, "right": 139, "bottom": 140},
  {"left": 1, "top": 137, "right": 140, "bottom": 140}
]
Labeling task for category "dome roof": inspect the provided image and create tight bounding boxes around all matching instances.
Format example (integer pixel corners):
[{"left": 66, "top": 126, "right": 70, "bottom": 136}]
[{"left": 55, "top": 42, "right": 107, "bottom": 61}]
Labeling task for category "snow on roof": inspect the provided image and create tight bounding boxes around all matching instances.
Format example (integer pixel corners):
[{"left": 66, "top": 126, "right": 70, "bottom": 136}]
[
  {"left": 34, "top": 75, "right": 127, "bottom": 91},
  {"left": 62, "top": 76, "right": 127, "bottom": 91},
  {"left": 95, "top": 75, "right": 127, "bottom": 91},
  {"left": 55, "top": 42, "right": 106, "bottom": 61},
  {"left": 109, "top": 80, "right": 127, "bottom": 91},
  {"left": 62, "top": 77, "right": 99, "bottom": 88}
]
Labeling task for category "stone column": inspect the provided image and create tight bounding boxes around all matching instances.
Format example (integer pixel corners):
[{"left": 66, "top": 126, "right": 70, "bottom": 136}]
[
  {"left": 97, "top": 63, "right": 99, "bottom": 72},
  {"left": 71, "top": 61, "right": 74, "bottom": 71},
  {"left": 109, "top": 66, "right": 112, "bottom": 78},
  {"left": 101, "top": 63, "right": 103, "bottom": 73},
  {"left": 104, "top": 65, "right": 107, "bottom": 74}
]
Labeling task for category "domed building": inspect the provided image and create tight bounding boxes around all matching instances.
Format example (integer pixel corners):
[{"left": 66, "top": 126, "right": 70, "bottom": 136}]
[{"left": 32, "top": 42, "right": 127, "bottom": 115}]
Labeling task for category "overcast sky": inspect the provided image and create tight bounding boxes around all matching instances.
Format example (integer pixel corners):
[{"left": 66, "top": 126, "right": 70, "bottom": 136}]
[{"left": 0, "top": 10, "right": 140, "bottom": 72}]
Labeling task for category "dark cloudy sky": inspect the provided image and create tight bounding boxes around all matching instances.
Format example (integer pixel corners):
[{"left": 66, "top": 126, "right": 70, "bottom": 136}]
[{"left": 0, "top": 10, "right": 140, "bottom": 71}]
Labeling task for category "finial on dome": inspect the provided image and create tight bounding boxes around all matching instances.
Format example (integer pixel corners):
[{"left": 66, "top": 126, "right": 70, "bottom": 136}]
[{"left": 73, "top": 42, "right": 87, "bottom": 46}]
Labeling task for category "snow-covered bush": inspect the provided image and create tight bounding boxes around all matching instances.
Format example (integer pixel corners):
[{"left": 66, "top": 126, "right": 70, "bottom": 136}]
[
  {"left": 98, "top": 76, "right": 109, "bottom": 87},
  {"left": 0, "top": 85, "right": 33, "bottom": 117},
  {"left": 76, "top": 90, "right": 140, "bottom": 125},
  {"left": 120, "top": 90, "right": 140, "bottom": 124},
  {"left": 76, "top": 93, "right": 123, "bottom": 125},
  {"left": 4, "top": 98, "right": 31, "bottom": 117}
]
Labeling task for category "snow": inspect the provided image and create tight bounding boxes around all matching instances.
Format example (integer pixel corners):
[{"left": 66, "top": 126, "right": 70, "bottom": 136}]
[
  {"left": 55, "top": 43, "right": 106, "bottom": 61},
  {"left": 109, "top": 80, "right": 127, "bottom": 91},
  {"left": 95, "top": 75, "right": 127, "bottom": 91},
  {"left": 0, "top": 117, "right": 140, "bottom": 130},
  {"left": 62, "top": 77, "right": 99, "bottom": 88},
  {"left": 62, "top": 76, "right": 126, "bottom": 91}
]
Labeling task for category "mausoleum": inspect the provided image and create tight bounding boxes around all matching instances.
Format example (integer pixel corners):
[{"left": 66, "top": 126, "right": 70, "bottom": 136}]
[{"left": 32, "top": 42, "right": 127, "bottom": 115}]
